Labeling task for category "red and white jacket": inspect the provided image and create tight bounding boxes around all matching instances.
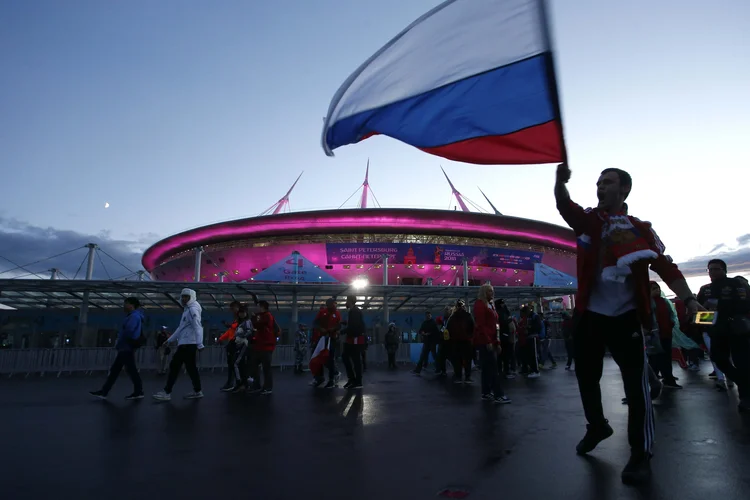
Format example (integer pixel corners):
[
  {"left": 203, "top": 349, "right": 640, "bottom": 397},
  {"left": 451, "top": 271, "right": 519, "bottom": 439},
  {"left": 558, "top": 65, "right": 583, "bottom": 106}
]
[{"left": 556, "top": 198, "right": 684, "bottom": 328}]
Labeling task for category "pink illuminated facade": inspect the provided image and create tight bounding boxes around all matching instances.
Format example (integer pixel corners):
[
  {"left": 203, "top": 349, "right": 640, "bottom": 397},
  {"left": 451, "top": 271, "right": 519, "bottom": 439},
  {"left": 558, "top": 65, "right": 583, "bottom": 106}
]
[{"left": 142, "top": 208, "right": 576, "bottom": 286}]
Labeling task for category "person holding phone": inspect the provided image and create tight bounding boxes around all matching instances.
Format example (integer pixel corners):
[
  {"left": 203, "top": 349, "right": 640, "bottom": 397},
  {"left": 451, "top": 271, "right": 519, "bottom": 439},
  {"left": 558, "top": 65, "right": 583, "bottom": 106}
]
[{"left": 697, "top": 259, "right": 750, "bottom": 411}]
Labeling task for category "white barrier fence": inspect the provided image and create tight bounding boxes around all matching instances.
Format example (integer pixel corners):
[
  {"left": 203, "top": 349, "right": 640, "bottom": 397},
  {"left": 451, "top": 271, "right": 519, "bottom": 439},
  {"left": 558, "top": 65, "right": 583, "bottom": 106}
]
[{"left": 0, "top": 340, "right": 568, "bottom": 377}]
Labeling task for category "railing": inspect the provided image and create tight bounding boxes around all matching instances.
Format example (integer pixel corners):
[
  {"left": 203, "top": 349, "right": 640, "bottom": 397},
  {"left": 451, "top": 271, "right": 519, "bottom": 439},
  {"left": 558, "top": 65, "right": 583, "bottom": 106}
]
[{"left": 0, "top": 340, "right": 569, "bottom": 377}]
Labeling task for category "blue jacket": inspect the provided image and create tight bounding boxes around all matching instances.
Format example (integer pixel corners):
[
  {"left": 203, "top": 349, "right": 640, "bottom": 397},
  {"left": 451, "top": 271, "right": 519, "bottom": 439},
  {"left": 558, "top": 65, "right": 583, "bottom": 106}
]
[{"left": 116, "top": 308, "right": 144, "bottom": 352}]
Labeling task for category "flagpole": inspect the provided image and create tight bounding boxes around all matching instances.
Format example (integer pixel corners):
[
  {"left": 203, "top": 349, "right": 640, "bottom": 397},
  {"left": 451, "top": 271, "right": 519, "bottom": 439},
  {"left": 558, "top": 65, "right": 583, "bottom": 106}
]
[{"left": 537, "top": 0, "right": 568, "bottom": 164}]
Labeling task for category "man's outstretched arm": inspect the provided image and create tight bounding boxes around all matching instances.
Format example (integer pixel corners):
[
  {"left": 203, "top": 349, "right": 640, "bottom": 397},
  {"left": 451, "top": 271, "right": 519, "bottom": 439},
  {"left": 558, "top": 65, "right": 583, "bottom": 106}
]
[{"left": 554, "top": 163, "right": 588, "bottom": 234}]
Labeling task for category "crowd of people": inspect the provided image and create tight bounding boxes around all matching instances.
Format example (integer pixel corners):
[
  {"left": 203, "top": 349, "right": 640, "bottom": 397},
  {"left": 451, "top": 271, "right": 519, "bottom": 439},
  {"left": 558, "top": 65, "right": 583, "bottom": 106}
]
[{"left": 87, "top": 164, "right": 749, "bottom": 488}]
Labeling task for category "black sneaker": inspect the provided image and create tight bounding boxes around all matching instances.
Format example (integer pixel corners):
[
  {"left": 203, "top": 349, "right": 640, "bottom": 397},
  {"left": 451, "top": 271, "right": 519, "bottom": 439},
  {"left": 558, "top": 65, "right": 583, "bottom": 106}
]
[
  {"left": 352, "top": 382, "right": 363, "bottom": 389},
  {"left": 621, "top": 454, "right": 651, "bottom": 485},
  {"left": 663, "top": 380, "right": 682, "bottom": 389},
  {"left": 325, "top": 381, "right": 336, "bottom": 389},
  {"left": 464, "top": 378, "right": 474, "bottom": 384},
  {"left": 311, "top": 379, "right": 324, "bottom": 388},
  {"left": 220, "top": 384, "right": 234, "bottom": 392},
  {"left": 260, "top": 389, "right": 272, "bottom": 395},
  {"left": 125, "top": 392, "right": 144, "bottom": 401},
  {"left": 481, "top": 393, "right": 493, "bottom": 401},
  {"left": 493, "top": 395, "right": 511, "bottom": 404},
  {"left": 89, "top": 390, "right": 106, "bottom": 400},
  {"left": 576, "top": 421, "right": 614, "bottom": 455},
  {"left": 343, "top": 381, "right": 354, "bottom": 389}
]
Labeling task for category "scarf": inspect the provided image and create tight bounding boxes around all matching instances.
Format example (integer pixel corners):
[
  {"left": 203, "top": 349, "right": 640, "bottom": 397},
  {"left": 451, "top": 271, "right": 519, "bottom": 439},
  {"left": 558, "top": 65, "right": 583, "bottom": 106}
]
[{"left": 598, "top": 213, "right": 660, "bottom": 283}]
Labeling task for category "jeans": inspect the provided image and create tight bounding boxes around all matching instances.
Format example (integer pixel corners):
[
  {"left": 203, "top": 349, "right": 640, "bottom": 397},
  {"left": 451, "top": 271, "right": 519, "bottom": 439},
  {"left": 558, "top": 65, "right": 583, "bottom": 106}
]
[
  {"left": 165, "top": 345, "right": 202, "bottom": 394},
  {"left": 101, "top": 350, "right": 143, "bottom": 395},
  {"left": 479, "top": 346, "right": 505, "bottom": 397}
]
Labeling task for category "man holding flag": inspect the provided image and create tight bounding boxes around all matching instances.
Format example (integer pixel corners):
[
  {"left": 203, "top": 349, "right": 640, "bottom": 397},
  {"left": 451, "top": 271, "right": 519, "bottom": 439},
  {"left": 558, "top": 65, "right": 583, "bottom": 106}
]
[
  {"left": 555, "top": 163, "right": 702, "bottom": 484},
  {"left": 310, "top": 298, "right": 342, "bottom": 388}
]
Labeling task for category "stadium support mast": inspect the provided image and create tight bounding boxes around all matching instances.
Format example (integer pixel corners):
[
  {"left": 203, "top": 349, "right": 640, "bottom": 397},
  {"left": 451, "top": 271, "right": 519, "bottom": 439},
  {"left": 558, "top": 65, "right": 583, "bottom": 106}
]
[
  {"left": 478, "top": 187, "right": 502, "bottom": 215},
  {"left": 359, "top": 160, "right": 370, "bottom": 209},
  {"left": 261, "top": 172, "right": 304, "bottom": 216},
  {"left": 441, "top": 166, "right": 470, "bottom": 213}
]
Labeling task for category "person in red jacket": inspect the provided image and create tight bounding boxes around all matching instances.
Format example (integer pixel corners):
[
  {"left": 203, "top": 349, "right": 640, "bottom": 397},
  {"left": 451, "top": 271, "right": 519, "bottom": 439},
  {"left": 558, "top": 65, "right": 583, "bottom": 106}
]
[
  {"left": 554, "top": 163, "right": 703, "bottom": 484},
  {"left": 473, "top": 284, "right": 511, "bottom": 404},
  {"left": 218, "top": 300, "right": 242, "bottom": 391},
  {"left": 248, "top": 300, "right": 276, "bottom": 395},
  {"left": 447, "top": 300, "right": 474, "bottom": 383},
  {"left": 312, "top": 298, "right": 342, "bottom": 388}
]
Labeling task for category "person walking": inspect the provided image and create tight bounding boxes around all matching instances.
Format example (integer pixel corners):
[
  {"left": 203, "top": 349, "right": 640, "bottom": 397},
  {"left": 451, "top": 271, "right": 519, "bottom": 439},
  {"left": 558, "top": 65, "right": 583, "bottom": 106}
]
[
  {"left": 698, "top": 259, "right": 750, "bottom": 411},
  {"left": 230, "top": 305, "right": 254, "bottom": 392},
  {"left": 89, "top": 297, "right": 145, "bottom": 400},
  {"left": 413, "top": 311, "right": 440, "bottom": 375},
  {"left": 312, "top": 298, "right": 342, "bottom": 388},
  {"left": 554, "top": 162, "right": 701, "bottom": 484},
  {"left": 448, "top": 301, "right": 474, "bottom": 384},
  {"left": 218, "top": 300, "right": 242, "bottom": 391},
  {"left": 248, "top": 300, "right": 277, "bottom": 395},
  {"left": 294, "top": 323, "right": 309, "bottom": 374},
  {"left": 474, "top": 286, "right": 511, "bottom": 404},
  {"left": 155, "top": 326, "right": 171, "bottom": 375},
  {"left": 385, "top": 323, "right": 400, "bottom": 369},
  {"left": 342, "top": 296, "right": 366, "bottom": 389},
  {"left": 153, "top": 288, "right": 204, "bottom": 401}
]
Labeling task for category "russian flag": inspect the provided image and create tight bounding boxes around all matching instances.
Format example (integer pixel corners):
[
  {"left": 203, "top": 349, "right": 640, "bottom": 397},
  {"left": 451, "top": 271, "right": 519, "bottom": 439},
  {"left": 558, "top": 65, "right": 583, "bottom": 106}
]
[
  {"left": 309, "top": 336, "right": 331, "bottom": 378},
  {"left": 321, "top": 0, "right": 565, "bottom": 165}
]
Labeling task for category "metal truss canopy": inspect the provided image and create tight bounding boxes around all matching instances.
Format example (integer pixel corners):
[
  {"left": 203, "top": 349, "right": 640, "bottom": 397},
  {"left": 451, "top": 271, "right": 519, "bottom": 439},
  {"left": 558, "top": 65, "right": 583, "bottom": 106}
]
[{"left": 0, "top": 280, "right": 576, "bottom": 312}]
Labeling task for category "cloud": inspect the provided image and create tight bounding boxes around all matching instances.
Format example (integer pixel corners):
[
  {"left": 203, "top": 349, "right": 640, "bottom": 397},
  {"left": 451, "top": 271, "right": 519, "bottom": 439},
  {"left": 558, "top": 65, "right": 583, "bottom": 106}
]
[
  {"left": 0, "top": 217, "right": 153, "bottom": 280},
  {"left": 675, "top": 244, "right": 750, "bottom": 278}
]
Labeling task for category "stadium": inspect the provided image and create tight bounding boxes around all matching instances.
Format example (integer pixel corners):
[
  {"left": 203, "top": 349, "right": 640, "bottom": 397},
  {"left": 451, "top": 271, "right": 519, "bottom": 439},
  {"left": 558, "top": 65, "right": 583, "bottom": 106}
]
[{"left": 141, "top": 168, "right": 578, "bottom": 289}]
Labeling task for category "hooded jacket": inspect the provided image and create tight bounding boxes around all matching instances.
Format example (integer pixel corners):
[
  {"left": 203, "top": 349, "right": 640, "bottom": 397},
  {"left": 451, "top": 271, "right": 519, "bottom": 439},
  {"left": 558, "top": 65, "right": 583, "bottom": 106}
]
[
  {"left": 168, "top": 288, "right": 204, "bottom": 347},
  {"left": 116, "top": 308, "right": 145, "bottom": 352}
]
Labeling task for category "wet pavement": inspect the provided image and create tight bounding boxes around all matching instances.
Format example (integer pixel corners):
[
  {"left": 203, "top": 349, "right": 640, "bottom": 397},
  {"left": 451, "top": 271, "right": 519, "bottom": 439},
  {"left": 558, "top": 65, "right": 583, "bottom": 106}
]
[{"left": 2, "top": 359, "right": 750, "bottom": 500}]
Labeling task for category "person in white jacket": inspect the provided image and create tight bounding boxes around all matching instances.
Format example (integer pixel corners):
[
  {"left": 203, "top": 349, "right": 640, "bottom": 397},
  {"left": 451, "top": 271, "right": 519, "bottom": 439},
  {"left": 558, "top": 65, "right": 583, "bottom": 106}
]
[{"left": 153, "top": 288, "right": 204, "bottom": 401}]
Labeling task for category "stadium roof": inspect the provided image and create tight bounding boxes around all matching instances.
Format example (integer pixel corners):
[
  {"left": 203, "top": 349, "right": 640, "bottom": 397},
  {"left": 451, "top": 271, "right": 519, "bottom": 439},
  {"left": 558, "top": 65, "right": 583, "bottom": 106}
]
[{"left": 0, "top": 279, "right": 575, "bottom": 312}]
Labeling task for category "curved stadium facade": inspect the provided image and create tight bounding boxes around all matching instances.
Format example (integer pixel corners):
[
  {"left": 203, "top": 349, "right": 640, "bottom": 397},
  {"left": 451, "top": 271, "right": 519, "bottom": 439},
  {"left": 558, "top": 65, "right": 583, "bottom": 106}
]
[{"left": 142, "top": 208, "right": 577, "bottom": 287}]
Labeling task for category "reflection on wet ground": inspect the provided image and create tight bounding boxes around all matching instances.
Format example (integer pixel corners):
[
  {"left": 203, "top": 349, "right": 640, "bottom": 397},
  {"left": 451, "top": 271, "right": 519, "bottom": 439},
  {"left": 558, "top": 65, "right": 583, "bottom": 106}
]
[{"left": 2, "top": 360, "right": 749, "bottom": 500}]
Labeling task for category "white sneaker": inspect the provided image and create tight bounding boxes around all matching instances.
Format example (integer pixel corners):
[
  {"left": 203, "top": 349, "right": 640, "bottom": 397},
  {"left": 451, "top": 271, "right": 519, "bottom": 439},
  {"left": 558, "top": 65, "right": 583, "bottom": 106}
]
[
  {"left": 152, "top": 391, "right": 171, "bottom": 401},
  {"left": 527, "top": 372, "right": 540, "bottom": 379},
  {"left": 184, "top": 391, "right": 204, "bottom": 399}
]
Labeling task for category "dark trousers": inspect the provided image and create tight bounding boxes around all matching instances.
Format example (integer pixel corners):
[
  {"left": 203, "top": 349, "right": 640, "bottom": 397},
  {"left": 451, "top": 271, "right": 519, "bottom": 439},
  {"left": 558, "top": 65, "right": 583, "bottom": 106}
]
[
  {"left": 416, "top": 340, "right": 438, "bottom": 373},
  {"left": 165, "top": 344, "right": 201, "bottom": 394},
  {"left": 710, "top": 333, "right": 750, "bottom": 400},
  {"left": 225, "top": 343, "right": 237, "bottom": 386},
  {"left": 325, "top": 341, "right": 338, "bottom": 381},
  {"left": 575, "top": 310, "right": 654, "bottom": 458},
  {"left": 362, "top": 349, "right": 367, "bottom": 372},
  {"left": 522, "top": 338, "right": 540, "bottom": 373},
  {"left": 479, "top": 347, "right": 505, "bottom": 397},
  {"left": 101, "top": 350, "right": 143, "bottom": 395},
  {"left": 499, "top": 336, "right": 516, "bottom": 374},
  {"left": 342, "top": 343, "right": 365, "bottom": 384},
  {"left": 452, "top": 340, "right": 474, "bottom": 380},
  {"left": 249, "top": 350, "right": 273, "bottom": 390},
  {"left": 435, "top": 341, "right": 448, "bottom": 373},
  {"left": 565, "top": 338, "right": 575, "bottom": 367},
  {"left": 648, "top": 337, "right": 676, "bottom": 383},
  {"left": 386, "top": 348, "right": 397, "bottom": 368}
]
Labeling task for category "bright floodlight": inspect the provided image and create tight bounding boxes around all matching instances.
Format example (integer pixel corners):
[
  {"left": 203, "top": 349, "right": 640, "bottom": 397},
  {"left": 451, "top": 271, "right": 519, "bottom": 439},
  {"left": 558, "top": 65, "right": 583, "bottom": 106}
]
[{"left": 352, "top": 278, "right": 369, "bottom": 290}]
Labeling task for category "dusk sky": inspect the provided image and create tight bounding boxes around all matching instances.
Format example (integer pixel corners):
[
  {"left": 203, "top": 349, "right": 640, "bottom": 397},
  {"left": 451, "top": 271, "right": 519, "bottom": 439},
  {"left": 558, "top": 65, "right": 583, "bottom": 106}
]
[{"left": 1, "top": 0, "right": 749, "bottom": 286}]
